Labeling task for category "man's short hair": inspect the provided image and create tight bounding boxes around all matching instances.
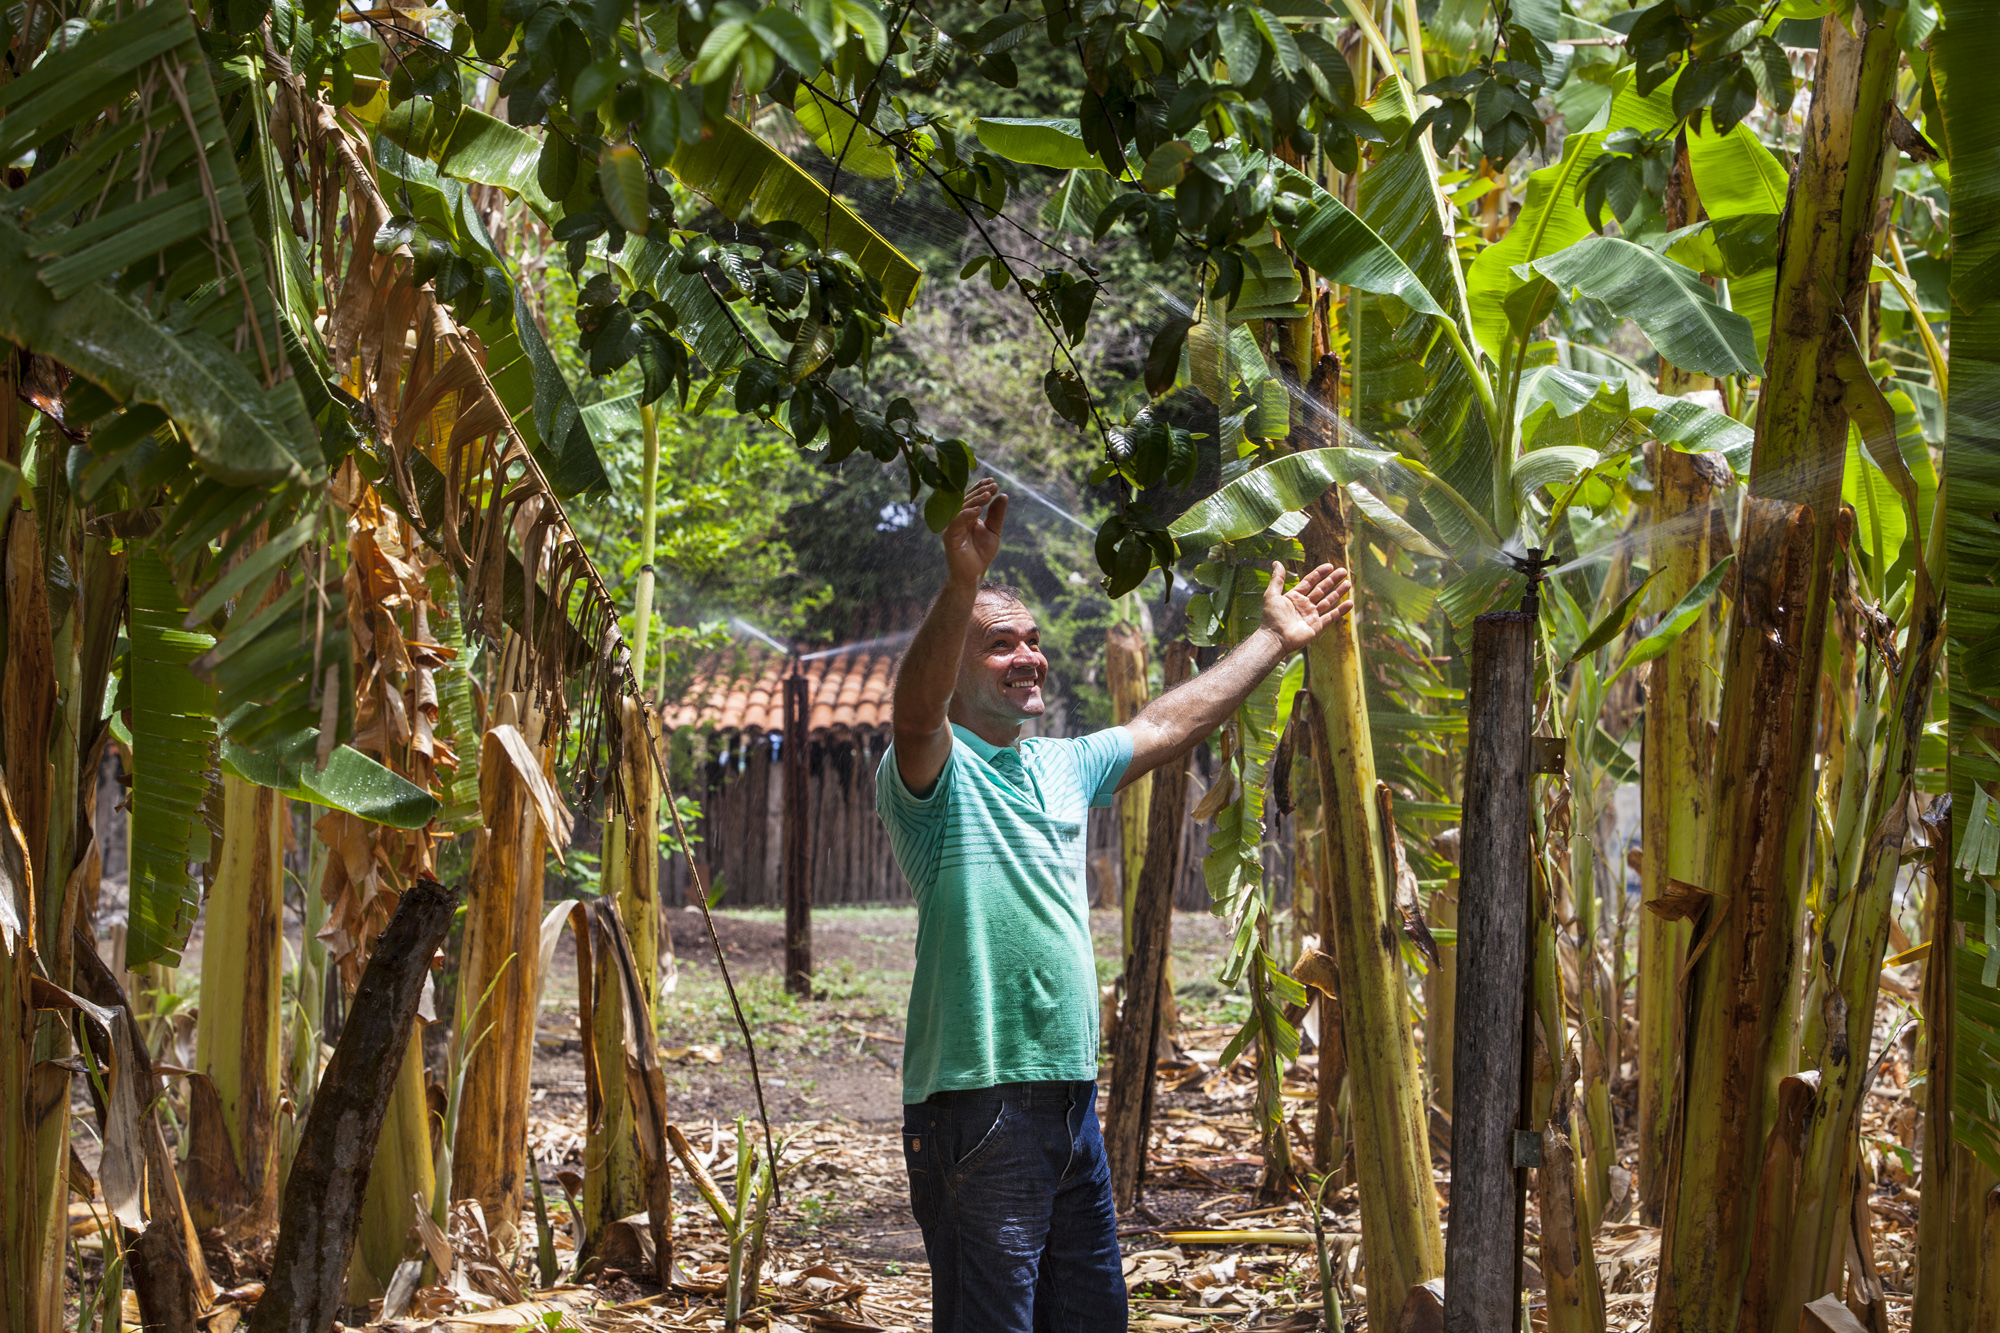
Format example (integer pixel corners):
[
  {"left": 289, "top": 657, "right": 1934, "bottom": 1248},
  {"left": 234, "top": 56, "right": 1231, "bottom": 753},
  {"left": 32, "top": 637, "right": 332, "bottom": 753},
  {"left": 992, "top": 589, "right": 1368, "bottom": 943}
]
[{"left": 975, "top": 580, "right": 1029, "bottom": 608}]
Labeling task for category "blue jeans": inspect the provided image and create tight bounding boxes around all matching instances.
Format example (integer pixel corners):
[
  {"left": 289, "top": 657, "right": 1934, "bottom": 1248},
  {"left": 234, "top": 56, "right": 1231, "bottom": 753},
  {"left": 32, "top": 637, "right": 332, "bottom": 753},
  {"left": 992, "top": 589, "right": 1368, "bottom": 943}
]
[{"left": 902, "top": 1081, "right": 1128, "bottom": 1333}]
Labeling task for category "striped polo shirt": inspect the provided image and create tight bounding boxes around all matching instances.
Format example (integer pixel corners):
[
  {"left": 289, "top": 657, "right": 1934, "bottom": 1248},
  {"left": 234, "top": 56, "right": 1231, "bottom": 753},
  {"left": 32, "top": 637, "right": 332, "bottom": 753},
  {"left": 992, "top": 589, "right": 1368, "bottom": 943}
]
[{"left": 876, "top": 723, "right": 1133, "bottom": 1104}]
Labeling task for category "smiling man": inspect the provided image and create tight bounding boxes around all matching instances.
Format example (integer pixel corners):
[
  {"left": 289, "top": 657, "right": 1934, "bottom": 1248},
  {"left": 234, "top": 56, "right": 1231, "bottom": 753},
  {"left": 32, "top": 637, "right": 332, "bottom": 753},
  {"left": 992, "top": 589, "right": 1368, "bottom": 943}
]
[{"left": 877, "top": 477, "right": 1351, "bottom": 1332}]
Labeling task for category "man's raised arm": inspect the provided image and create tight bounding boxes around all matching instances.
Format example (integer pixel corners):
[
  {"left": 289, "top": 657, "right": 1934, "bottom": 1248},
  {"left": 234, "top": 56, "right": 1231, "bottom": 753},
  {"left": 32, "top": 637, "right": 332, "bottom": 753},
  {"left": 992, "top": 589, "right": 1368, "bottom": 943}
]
[
  {"left": 891, "top": 478, "right": 1009, "bottom": 796},
  {"left": 1119, "top": 561, "right": 1351, "bottom": 789}
]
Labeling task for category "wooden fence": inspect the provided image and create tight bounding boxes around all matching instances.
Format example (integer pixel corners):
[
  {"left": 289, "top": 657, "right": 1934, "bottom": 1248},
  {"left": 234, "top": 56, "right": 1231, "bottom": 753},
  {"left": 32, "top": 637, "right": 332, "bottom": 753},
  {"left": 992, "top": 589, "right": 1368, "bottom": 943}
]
[{"left": 661, "top": 729, "right": 1296, "bottom": 915}]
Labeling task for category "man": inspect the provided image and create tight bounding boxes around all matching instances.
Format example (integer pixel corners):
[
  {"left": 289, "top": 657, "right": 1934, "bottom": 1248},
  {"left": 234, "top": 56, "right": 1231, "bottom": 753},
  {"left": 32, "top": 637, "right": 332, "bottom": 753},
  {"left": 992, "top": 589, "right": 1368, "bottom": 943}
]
[{"left": 876, "top": 476, "right": 1353, "bottom": 1332}]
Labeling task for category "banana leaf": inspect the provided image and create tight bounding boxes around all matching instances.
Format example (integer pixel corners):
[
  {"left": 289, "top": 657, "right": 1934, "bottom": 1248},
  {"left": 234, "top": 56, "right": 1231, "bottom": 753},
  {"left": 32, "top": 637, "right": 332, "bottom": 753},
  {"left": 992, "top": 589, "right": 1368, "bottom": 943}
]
[
  {"left": 435, "top": 107, "right": 559, "bottom": 215},
  {"left": 1609, "top": 554, "right": 1734, "bottom": 682},
  {"left": 1533, "top": 236, "right": 1763, "bottom": 380},
  {"left": 1465, "top": 132, "right": 1602, "bottom": 363},
  {"left": 1267, "top": 158, "right": 1446, "bottom": 318},
  {"left": 1685, "top": 120, "right": 1790, "bottom": 219},
  {"left": 222, "top": 731, "right": 439, "bottom": 829},
  {"left": 1937, "top": 0, "right": 2000, "bottom": 1170},
  {"left": 0, "top": 0, "right": 315, "bottom": 482},
  {"left": 1170, "top": 447, "right": 1386, "bottom": 551},
  {"left": 126, "top": 550, "right": 220, "bottom": 970}
]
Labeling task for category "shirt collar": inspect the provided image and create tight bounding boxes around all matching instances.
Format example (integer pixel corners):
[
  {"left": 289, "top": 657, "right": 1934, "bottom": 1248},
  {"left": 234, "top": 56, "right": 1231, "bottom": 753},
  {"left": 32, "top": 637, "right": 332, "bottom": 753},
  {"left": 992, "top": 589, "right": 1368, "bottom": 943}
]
[{"left": 951, "top": 723, "right": 1022, "bottom": 765}]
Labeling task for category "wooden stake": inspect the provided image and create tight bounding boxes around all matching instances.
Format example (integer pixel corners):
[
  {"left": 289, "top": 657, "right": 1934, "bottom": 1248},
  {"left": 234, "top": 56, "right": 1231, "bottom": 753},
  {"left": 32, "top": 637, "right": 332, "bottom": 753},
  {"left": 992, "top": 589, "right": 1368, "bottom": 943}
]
[
  {"left": 248, "top": 878, "right": 459, "bottom": 1333},
  {"left": 783, "top": 671, "right": 812, "bottom": 996},
  {"left": 1442, "top": 611, "right": 1535, "bottom": 1333}
]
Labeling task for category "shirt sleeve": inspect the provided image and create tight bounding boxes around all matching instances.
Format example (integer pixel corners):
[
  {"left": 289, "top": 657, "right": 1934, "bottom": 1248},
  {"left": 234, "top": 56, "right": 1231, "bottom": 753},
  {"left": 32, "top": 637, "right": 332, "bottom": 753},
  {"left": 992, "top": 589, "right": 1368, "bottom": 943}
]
[
  {"left": 875, "top": 740, "right": 956, "bottom": 890},
  {"left": 1070, "top": 726, "right": 1134, "bottom": 809}
]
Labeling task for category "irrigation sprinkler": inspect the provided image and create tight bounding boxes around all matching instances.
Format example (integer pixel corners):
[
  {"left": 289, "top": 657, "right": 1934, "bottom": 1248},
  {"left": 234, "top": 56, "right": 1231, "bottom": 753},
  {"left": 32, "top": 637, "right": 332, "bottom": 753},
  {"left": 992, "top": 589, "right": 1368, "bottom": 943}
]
[{"left": 1441, "top": 560, "right": 1561, "bottom": 1333}]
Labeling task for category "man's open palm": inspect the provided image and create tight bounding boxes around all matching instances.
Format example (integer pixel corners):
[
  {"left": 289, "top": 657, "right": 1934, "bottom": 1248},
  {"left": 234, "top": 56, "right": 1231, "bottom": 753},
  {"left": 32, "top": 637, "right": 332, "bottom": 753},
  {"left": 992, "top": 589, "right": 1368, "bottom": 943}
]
[
  {"left": 943, "top": 478, "right": 1008, "bottom": 582},
  {"left": 1262, "top": 561, "right": 1353, "bottom": 651}
]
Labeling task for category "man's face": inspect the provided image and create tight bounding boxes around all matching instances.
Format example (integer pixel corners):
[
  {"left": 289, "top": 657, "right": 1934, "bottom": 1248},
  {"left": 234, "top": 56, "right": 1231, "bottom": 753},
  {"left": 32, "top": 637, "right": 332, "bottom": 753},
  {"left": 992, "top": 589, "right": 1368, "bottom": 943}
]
[{"left": 955, "top": 596, "right": 1047, "bottom": 726}]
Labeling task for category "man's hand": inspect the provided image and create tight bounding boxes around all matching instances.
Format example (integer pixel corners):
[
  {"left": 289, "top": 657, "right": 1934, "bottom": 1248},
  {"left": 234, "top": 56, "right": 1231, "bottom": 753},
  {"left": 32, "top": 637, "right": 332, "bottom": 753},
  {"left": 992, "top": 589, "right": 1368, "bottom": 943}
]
[
  {"left": 943, "top": 478, "right": 1008, "bottom": 586},
  {"left": 1261, "top": 562, "right": 1353, "bottom": 651},
  {"left": 1120, "top": 561, "right": 1353, "bottom": 790}
]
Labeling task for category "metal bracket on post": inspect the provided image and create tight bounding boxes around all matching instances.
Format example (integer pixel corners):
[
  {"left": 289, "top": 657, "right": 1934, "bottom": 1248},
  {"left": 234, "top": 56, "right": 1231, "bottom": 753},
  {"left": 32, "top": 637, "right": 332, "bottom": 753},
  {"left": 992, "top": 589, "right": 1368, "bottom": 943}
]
[{"left": 1532, "top": 735, "right": 1566, "bottom": 775}]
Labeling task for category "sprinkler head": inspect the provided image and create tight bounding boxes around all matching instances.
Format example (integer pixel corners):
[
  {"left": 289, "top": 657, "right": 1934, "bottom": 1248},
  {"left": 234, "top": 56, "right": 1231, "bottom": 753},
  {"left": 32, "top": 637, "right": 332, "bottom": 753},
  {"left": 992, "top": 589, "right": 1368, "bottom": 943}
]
[{"left": 1506, "top": 546, "right": 1552, "bottom": 616}]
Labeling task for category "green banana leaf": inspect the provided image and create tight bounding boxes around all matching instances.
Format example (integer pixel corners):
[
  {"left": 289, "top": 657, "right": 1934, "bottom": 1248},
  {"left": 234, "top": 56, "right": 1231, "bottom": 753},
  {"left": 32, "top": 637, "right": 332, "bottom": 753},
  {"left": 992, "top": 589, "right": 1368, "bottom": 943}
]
[
  {"left": 1533, "top": 236, "right": 1763, "bottom": 379},
  {"left": 1270, "top": 159, "right": 1447, "bottom": 318},
  {"left": 1042, "top": 169, "right": 1117, "bottom": 238},
  {"left": 126, "top": 550, "right": 219, "bottom": 970},
  {"left": 0, "top": 0, "right": 315, "bottom": 483},
  {"left": 0, "top": 216, "right": 310, "bottom": 486},
  {"left": 435, "top": 107, "right": 559, "bottom": 215},
  {"left": 1465, "top": 132, "right": 1601, "bottom": 363},
  {"left": 1170, "top": 447, "right": 1385, "bottom": 551},
  {"left": 1609, "top": 554, "right": 1735, "bottom": 682},
  {"left": 795, "top": 75, "right": 902, "bottom": 181},
  {"left": 1512, "top": 445, "right": 1600, "bottom": 502},
  {"left": 222, "top": 731, "right": 439, "bottom": 829},
  {"left": 1686, "top": 120, "right": 1790, "bottom": 219}
]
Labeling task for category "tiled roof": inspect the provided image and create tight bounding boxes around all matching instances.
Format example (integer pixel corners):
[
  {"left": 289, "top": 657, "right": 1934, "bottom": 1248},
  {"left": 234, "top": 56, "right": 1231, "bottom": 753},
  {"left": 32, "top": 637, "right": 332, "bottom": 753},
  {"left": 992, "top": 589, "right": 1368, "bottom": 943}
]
[{"left": 663, "top": 621, "right": 910, "bottom": 739}]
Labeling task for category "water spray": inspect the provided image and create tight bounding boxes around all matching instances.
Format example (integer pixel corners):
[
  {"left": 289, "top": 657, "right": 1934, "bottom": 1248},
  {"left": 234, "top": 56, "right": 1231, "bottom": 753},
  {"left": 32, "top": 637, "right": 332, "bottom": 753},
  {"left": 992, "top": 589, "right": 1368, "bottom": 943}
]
[{"left": 728, "top": 616, "right": 793, "bottom": 656}]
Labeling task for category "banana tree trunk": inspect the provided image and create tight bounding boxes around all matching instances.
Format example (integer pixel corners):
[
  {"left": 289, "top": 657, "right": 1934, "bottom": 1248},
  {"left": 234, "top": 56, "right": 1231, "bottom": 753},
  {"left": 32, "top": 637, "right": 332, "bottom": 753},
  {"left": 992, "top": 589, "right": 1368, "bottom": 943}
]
[
  {"left": 1425, "top": 832, "right": 1457, "bottom": 1127},
  {"left": 1105, "top": 644, "right": 1192, "bottom": 1213},
  {"left": 0, "top": 830, "right": 48, "bottom": 1333},
  {"left": 3, "top": 469, "right": 71, "bottom": 1333},
  {"left": 1539, "top": 1060, "right": 1607, "bottom": 1333},
  {"left": 1297, "top": 399, "right": 1445, "bottom": 1328},
  {"left": 453, "top": 687, "right": 549, "bottom": 1245},
  {"left": 1654, "top": 14, "right": 1902, "bottom": 1330},
  {"left": 1769, "top": 599, "right": 1941, "bottom": 1326},
  {"left": 1106, "top": 620, "right": 1151, "bottom": 936},
  {"left": 190, "top": 775, "right": 286, "bottom": 1231},
  {"left": 591, "top": 697, "right": 663, "bottom": 1239},
  {"left": 1637, "top": 449, "right": 1715, "bottom": 1220}
]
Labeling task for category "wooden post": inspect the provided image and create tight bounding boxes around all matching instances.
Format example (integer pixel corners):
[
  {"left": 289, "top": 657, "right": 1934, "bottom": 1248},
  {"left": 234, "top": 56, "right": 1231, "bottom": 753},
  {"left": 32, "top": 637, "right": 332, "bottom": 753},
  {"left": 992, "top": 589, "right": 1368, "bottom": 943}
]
[
  {"left": 1442, "top": 611, "right": 1534, "bottom": 1333},
  {"left": 248, "top": 879, "right": 459, "bottom": 1333},
  {"left": 783, "top": 669, "right": 813, "bottom": 996},
  {"left": 1105, "top": 643, "right": 1193, "bottom": 1213}
]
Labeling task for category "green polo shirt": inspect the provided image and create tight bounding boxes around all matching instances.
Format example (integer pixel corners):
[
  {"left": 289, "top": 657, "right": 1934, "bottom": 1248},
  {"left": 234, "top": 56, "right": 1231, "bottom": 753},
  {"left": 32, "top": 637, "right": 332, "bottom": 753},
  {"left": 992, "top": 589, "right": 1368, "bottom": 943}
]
[{"left": 876, "top": 723, "right": 1133, "bottom": 1104}]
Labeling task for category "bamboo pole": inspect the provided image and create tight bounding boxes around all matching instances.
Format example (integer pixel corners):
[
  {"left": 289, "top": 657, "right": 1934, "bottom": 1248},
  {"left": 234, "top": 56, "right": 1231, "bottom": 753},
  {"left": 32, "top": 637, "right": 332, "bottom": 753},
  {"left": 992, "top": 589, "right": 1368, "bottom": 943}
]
[
  {"left": 1637, "top": 449, "right": 1715, "bottom": 1220},
  {"left": 1297, "top": 371, "right": 1445, "bottom": 1328},
  {"left": 1655, "top": 13, "right": 1902, "bottom": 1327},
  {"left": 190, "top": 775, "right": 286, "bottom": 1231}
]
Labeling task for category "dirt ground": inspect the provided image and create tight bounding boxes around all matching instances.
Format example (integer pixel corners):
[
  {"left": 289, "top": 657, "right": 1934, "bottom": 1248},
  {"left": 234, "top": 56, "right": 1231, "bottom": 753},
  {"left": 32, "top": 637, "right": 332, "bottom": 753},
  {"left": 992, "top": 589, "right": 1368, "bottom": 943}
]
[
  {"left": 527, "top": 904, "right": 1261, "bottom": 1276},
  {"left": 77, "top": 901, "right": 1920, "bottom": 1331}
]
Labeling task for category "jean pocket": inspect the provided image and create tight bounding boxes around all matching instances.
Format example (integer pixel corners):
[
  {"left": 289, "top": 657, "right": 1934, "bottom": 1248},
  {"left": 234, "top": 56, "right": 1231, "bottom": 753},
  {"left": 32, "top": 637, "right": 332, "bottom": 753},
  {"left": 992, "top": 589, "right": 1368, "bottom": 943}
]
[{"left": 946, "top": 1100, "right": 1010, "bottom": 1180}]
